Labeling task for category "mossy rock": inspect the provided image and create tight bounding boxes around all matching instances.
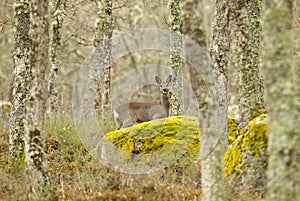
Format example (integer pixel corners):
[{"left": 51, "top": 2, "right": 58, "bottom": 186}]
[
  {"left": 94, "top": 114, "right": 267, "bottom": 175},
  {"left": 94, "top": 116, "right": 200, "bottom": 168},
  {"left": 224, "top": 114, "right": 268, "bottom": 177}
]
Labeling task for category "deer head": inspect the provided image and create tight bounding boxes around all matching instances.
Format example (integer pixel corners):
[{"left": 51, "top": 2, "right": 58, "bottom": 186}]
[{"left": 155, "top": 74, "right": 172, "bottom": 96}]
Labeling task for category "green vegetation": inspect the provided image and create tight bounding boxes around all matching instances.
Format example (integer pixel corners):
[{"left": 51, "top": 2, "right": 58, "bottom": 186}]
[
  {"left": 1, "top": 117, "right": 202, "bottom": 201},
  {"left": 224, "top": 114, "right": 268, "bottom": 192},
  {"left": 0, "top": 101, "right": 11, "bottom": 119},
  {"left": 224, "top": 114, "right": 267, "bottom": 174},
  {"left": 98, "top": 116, "right": 200, "bottom": 159},
  {"left": 0, "top": 114, "right": 268, "bottom": 200},
  {"left": 228, "top": 117, "right": 239, "bottom": 144}
]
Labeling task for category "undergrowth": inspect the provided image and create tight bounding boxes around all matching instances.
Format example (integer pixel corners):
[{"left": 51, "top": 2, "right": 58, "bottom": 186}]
[
  {"left": 1, "top": 117, "right": 201, "bottom": 201},
  {"left": 0, "top": 116, "right": 266, "bottom": 201}
]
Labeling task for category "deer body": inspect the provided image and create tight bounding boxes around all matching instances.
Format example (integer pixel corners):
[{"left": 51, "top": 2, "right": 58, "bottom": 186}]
[{"left": 114, "top": 75, "right": 172, "bottom": 129}]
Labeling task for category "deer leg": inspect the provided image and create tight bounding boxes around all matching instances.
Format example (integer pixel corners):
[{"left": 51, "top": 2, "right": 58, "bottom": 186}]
[
  {"left": 117, "top": 121, "right": 123, "bottom": 130},
  {"left": 149, "top": 105, "right": 167, "bottom": 120},
  {"left": 122, "top": 119, "right": 134, "bottom": 129},
  {"left": 114, "top": 110, "right": 123, "bottom": 129},
  {"left": 152, "top": 112, "right": 167, "bottom": 120}
]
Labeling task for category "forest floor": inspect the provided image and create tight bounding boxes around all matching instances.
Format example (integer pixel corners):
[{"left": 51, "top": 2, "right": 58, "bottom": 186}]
[{"left": 0, "top": 117, "right": 264, "bottom": 201}]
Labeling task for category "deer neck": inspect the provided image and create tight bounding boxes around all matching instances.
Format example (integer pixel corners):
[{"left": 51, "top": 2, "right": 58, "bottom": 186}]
[{"left": 160, "top": 93, "right": 170, "bottom": 116}]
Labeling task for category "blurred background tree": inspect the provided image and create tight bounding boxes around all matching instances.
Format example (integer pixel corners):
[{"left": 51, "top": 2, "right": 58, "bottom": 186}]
[{"left": 263, "top": 0, "right": 300, "bottom": 200}]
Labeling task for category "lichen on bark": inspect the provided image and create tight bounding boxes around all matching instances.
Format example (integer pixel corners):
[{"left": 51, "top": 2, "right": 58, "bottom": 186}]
[
  {"left": 48, "top": 0, "right": 66, "bottom": 114},
  {"left": 168, "top": 0, "right": 183, "bottom": 116},
  {"left": 9, "top": 0, "right": 30, "bottom": 159},
  {"left": 94, "top": 0, "right": 113, "bottom": 114},
  {"left": 228, "top": 0, "right": 266, "bottom": 193},
  {"left": 229, "top": 0, "right": 264, "bottom": 130},
  {"left": 25, "top": 0, "right": 50, "bottom": 195}
]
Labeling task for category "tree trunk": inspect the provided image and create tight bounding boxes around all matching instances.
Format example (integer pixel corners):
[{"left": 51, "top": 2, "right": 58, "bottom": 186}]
[
  {"left": 94, "top": 0, "right": 113, "bottom": 114},
  {"left": 229, "top": 0, "right": 267, "bottom": 192},
  {"left": 295, "top": 1, "right": 300, "bottom": 97},
  {"left": 182, "top": 0, "right": 210, "bottom": 123},
  {"left": 201, "top": 0, "right": 230, "bottom": 200},
  {"left": 263, "top": 0, "right": 300, "bottom": 200},
  {"left": 230, "top": 0, "right": 264, "bottom": 130},
  {"left": 25, "top": 0, "right": 50, "bottom": 195},
  {"left": 48, "top": 0, "right": 66, "bottom": 115},
  {"left": 9, "top": 0, "right": 30, "bottom": 159},
  {"left": 168, "top": 0, "right": 183, "bottom": 116}
]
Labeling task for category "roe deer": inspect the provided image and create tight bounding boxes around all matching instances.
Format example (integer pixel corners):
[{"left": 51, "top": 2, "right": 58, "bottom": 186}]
[{"left": 113, "top": 75, "right": 172, "bottom": 129}]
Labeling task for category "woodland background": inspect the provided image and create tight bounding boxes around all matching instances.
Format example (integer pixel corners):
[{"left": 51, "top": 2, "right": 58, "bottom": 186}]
[{"left": 0, "top": 0, "right": 299, "bottom": 201}]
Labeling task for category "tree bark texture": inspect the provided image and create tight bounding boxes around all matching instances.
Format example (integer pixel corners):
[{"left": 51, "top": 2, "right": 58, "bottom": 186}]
[
  {"left": 94, "top": 0, "right": 113, "bottom": 114},
  {"left": 228, "top": 0, "right": 267, "bottom": 192},
  {"left": 48, "top": 0, "right": 66, "bottom": 115},
  {"left": 229, "top": 0, "right": 264, "bottom": 130},
  {"left": 201, "top": 0, "right": 230, "bottom": 201},
  {"left": 294, "top": 1, "right": 300, "bottom": 97},
  {"left": 263, "top": 0, "right": 300, "bottom": 200},
  {"left": 25, "top": 0, "right": 50, "bottom": 195},
  {"left": 168, "top": 0, "right": 183, "bottom": 116},
  {"left": 182, "top": 0, "right": 210, "bottom": 123},
  {"left": 9, "top": 0, "right": 30, "bottom": 159}
]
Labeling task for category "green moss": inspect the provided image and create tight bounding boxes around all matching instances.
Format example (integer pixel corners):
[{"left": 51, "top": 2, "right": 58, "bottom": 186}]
[
  {"left": 228, "top": 117, "right": 239, "bottom": 144},
  {"left": 96, "top": 114, "right": 268, "bottom": 174},
  {"left": 224, "top": 114, "right": 268, "bottom": 175},
  {"left": 96, "top": 116, "right": 200, "bottom": 162},
  {"left": 250, "top": 105, "right": 266, "bottom": 121}
]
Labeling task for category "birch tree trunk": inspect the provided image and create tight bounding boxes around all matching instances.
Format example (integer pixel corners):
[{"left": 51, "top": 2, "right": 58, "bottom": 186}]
[
  {"left": 9, "top": 0, "right": 30, "bottom": 159},
  {"left": 229, "top": 0, "right": 267, "bottom": 192},
  {"left": 230, "top": 0, "right": 264, "bottom": 130},
  {"left": 229, "top": 0, "right": 264, "bottom": 128},
  {"left": 201, "top": 0, "right": 229, "bottom": 201},
  {"left": 182, "top": 0, "right": 209, "bottom": 121},
  {"left": 295, "top": 1, "right": 300, "bottom": 97},
  {"left": 94, "top": 0, "right": 113, "bottom": 114},
  {"left": 264, "top": 0, "right": 300, "bottom": 200},
  {"left": 168, "top": 0, "right": 183, "bottom": 116},
  {"left": 48, "top": 0, "right": 66, "bottom": 115},
  {"left": 25, "top": 0, "right": 50, "bottom": 195}
]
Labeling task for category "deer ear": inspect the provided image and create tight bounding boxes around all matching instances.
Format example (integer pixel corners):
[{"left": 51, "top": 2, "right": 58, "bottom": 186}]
[
  {"left": 155, "top": 76, "right": 162, "bottom": 84},
  {"left": 166, "top": 75, "right": 172, "bottom": 83}
]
